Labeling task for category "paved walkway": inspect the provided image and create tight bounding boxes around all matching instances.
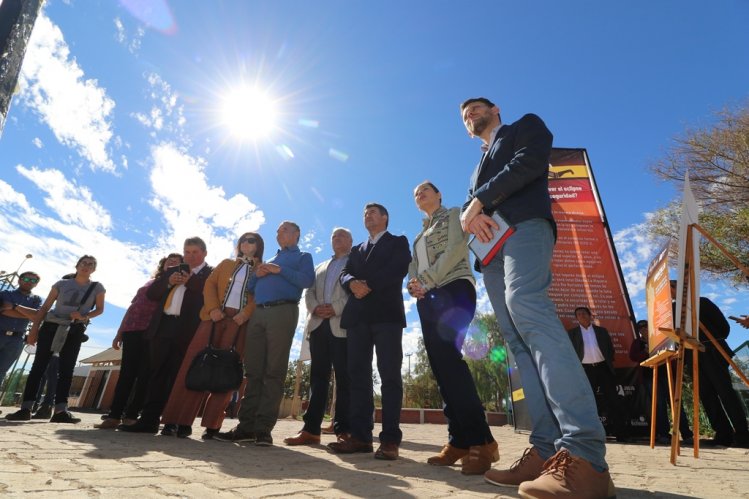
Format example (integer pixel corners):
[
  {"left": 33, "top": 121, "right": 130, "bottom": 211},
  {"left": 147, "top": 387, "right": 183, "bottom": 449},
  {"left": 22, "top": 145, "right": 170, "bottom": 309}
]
[{"left": 1, "top": 407, "right": 748, "bottom": 498}]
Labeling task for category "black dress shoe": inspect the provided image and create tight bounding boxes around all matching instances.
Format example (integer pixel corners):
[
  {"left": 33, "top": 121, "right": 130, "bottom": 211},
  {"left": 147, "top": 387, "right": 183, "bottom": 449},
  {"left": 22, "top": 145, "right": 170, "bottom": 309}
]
[
  {"left": 177, "top": 425, "right": 192, "bottom": 438},
  {"left": 32, "top": 405, "right": 53, "bottom": 420},
  {"left": 202, "top": 428, "right": 219, "bottom": 440},
  {"left": 161, "top": 423, "right": 178, "bottom": 436},
  {"left": 5, "top": 409, "right": 31, "bottom": 421},
  {"left": 214, "top": 426, "right": 256, "bottom": 443},
  {"left": 119, "top": 420, "right": 159, "bottom": 433},
  {"left": 50, "top": 411, "right": 81, "bottom": 424}
]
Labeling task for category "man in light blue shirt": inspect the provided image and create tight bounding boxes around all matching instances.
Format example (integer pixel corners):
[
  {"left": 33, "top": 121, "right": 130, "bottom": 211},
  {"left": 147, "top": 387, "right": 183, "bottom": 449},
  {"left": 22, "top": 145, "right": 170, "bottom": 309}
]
[{"left": 216, "top": 221, "right": 314, "bottom": 446}]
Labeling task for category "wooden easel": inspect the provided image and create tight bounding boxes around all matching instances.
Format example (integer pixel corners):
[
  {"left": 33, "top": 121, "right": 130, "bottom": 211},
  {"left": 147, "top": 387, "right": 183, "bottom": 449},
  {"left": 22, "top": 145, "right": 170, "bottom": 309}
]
[{"left": 641, "top": 223, "right": 749, "bottom": 465}]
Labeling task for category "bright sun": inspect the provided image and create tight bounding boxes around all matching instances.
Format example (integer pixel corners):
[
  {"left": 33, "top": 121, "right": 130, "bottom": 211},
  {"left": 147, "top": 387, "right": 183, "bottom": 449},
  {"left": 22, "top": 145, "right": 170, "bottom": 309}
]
[{"left": 220, "top": 86, "right": 277, "bottom": 140}]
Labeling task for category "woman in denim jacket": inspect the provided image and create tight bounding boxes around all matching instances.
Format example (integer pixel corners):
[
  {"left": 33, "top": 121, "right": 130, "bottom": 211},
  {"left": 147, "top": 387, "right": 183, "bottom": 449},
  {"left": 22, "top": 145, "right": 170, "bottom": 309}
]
[{"left": 407, "top": 181, "right": 498, "bottom": 475}]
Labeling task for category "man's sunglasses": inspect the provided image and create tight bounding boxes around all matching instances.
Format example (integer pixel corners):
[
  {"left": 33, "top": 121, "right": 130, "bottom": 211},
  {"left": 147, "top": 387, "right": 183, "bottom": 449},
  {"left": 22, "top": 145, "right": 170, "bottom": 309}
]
[
  {"left": 240, "top": 237, "right": 257, "bottom": 244},
  {"left": 21, "top": 277, "right": 39, "bottom": 283}
]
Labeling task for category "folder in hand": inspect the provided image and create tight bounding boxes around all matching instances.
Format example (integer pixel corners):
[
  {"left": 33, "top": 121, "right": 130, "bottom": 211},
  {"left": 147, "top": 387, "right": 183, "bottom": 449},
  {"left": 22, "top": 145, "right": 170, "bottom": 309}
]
[{"left": 468, "top": 212, "right": 516, "bottom": 266}]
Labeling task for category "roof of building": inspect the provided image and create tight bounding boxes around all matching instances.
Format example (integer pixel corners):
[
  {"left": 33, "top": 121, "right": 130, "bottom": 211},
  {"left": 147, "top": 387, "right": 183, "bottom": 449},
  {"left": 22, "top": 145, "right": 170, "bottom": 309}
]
[{"left": 79, "top": 348, "right": 122, "bottom": 364}]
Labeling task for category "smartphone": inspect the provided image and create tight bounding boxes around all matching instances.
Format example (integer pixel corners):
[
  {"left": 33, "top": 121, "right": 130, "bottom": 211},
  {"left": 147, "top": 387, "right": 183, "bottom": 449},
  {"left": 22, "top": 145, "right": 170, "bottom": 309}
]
[
  {"left": 177, "top": 263, "right": 190, "bottom": 274},
  {"left": 729, "top": 315, "right": 742, "bottom": 321}
]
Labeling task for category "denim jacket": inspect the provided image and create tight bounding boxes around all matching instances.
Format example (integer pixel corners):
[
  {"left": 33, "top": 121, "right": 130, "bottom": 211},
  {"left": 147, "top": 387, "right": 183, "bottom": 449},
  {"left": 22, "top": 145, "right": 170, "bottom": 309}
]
[{"left": 408, "top": 206, "right": 475, "bottom": 291}]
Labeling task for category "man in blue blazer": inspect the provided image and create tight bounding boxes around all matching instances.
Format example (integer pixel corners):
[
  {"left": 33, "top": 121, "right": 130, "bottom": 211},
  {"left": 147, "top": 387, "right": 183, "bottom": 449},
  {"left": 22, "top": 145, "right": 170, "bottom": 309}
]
[
  {"left": 328, "top": 203, "right": 411, "bottom": 461},
  {"left": 459, "top": 97, "right": 614, "bottom": 498}
]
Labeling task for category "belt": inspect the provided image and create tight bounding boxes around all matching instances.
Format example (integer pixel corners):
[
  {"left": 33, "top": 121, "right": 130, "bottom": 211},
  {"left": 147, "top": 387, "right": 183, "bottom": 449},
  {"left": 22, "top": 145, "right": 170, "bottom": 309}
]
[
  {"left": 4, "top": 330, "right": 24, "bottom": 337},
  {"left": 257, "top": 300, "right": 299, "bottom": 309},
  {"left": 583, "top": 361, "right": 607, "bottom": 368}
]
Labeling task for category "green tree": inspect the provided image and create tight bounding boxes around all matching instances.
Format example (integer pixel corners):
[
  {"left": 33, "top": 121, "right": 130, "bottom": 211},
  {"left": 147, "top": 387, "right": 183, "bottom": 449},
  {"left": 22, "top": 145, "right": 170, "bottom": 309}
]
[
  {"left": 283, "top": 360, "right": 311, "bottom": 399},
  {"left": 406, "top": 312, "right": 510, "bottom": 412},
  {"left": 646, "top": 103, "right": 749, "bottom": 283}
]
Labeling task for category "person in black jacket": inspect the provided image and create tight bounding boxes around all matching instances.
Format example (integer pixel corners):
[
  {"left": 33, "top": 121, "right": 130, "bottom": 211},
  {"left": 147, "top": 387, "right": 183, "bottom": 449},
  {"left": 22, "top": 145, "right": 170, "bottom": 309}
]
[{"left": 672, "top": 279, "right": 749, "bottom": 448}]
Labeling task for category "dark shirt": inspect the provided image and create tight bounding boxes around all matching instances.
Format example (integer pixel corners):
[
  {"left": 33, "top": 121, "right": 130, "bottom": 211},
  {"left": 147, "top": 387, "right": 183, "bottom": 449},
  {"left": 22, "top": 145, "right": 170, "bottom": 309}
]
[
  {"left": 0, "top": 289, "right": 42, "bottom": 333},
  {"left": 118, "top": 280, "right": 160, "bottom": 333}
]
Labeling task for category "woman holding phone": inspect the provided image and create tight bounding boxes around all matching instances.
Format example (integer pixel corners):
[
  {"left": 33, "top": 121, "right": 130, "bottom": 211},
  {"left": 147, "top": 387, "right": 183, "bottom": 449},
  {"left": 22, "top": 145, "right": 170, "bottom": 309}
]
[
  {"left": 407, "top": 181, "right": 498, "bottom": 475},
  {"left": 160, "top": 232, "right": 264, "bottom": 439}
]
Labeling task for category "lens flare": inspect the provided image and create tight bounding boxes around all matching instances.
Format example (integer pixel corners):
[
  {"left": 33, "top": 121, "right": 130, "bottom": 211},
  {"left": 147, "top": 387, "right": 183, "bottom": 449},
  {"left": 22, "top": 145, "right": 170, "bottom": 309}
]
[{"left": 463, "top": 321, "right": 490, "bottom": 360}]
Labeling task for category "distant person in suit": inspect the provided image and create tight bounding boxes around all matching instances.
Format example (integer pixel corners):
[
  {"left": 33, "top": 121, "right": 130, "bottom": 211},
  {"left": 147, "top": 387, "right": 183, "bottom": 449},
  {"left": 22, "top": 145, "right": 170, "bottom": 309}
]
[
  {"left": 407, "top": 181, "right": 498, "bottom": 474},
  {"left": 672, "top": 280, "right": 749, "bottom": 448},
  {"left": 120, "top": 237, "right": 213, "bottom": 434},
  {"left": 328, "top": 203, "right": 411, "bottom": 461},
  {"left": 567, "top": 306, "right": 627, "bottom": 442},
  {"left": 285, "top": 227, "right": 353, "bottom": 446},
  {"left": 459, "top": 97, "right": 613, "bottom": 498}
]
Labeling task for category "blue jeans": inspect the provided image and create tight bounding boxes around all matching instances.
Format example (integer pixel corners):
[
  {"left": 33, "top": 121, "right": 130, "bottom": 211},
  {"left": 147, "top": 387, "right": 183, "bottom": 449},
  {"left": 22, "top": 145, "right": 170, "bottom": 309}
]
[
  {"left": 0, "top": 333, "right": 25, "bottom": 385},
  {"left": 481, "top": 218, "right": 607, "bottom": 470}
]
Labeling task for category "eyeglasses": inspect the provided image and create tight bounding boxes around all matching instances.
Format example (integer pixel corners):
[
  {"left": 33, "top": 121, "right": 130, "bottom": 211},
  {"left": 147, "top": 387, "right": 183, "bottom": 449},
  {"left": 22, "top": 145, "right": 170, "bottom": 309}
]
[
  {"left": 20, "top": 277, "right": 39, "bottom": 283},
  {"left": 240, "top": 237, "right": 257, "bottom": 244},
  {"left": 79, "top": 261, "right": 96, "bottom": 267}
]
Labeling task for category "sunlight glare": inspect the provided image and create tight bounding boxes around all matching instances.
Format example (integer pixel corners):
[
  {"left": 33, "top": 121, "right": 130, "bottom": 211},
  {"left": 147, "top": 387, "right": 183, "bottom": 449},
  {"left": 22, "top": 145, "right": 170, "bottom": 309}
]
[{"left": 220, "top": 87, "right": 277, "bottom": 140}]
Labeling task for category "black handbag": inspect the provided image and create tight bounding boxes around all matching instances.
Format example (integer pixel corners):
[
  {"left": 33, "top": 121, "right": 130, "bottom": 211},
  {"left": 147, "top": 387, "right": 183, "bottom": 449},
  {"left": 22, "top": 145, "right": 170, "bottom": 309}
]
[{"left": 185, "top": 322, "right": 244, "bottom": 393}]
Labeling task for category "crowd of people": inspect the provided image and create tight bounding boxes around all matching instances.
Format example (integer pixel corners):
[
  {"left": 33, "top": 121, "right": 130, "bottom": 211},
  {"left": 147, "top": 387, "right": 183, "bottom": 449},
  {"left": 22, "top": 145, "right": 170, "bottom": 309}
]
[{"left": 2, "top": 96, "right": 748, "bottom": 499}]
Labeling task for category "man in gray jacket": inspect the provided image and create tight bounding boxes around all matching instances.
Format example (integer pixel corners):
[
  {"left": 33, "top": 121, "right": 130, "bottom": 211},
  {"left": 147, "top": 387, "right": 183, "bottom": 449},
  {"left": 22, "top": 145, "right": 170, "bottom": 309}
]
[{"left": 284, "top": 228, "right": 353, "bottom": 446}]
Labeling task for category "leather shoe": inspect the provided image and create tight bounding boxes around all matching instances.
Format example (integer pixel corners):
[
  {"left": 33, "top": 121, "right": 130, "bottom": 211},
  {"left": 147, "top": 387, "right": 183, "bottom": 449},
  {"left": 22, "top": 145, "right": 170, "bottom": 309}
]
[
  {"left": 485, "top": 446, "right": 544, "bottom": 487},
  {"left": 118, "top": 420, "right": 159, "bottom": 433},
  {"left": 177, "top": 425, "right": 192, "bottom": 438},
  {"left": 160, "top": 423, "right": 178, "bottom": 436},
  {"left": 461, "top": 440, "right": 499, "bottom": 475},
  {"left": 427, "top": 443, "right": 468, "bottom": 466},
  {"left": 374, "top": 442, "right": 399, "bottom": 460},
  {"left": 518, "top": 449, "right": 616, "bottom": 499},
  {"left": 94, "top": 418, "right": 121, "bottom": 429},
  {"left": 328, "top": 435, "right": 373, "bottom": 454},
  {"left": 202, "top": 428, "right": 219, "bottom": 440},
  {"left": 284, "top": 430, "right": 321, "bottom": 446}
]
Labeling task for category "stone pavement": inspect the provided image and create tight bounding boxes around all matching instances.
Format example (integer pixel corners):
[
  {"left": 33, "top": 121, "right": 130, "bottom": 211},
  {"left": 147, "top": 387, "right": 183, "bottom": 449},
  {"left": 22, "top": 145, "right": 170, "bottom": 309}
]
[{"left": 1, "top": 407, "right": 748, "bottom": 498}]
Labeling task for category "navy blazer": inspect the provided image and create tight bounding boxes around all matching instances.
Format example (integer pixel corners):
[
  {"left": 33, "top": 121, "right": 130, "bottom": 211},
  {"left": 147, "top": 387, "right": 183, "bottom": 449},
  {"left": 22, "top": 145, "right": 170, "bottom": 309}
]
[
  {"left": 463, "top": 113, "right": 554, "bottom": 233},
  {"left": 567, "top": 324, "right": 616, "bottom": 375},
  {"left": 339, "top": 231, "right": 411, "bottom": 328}
]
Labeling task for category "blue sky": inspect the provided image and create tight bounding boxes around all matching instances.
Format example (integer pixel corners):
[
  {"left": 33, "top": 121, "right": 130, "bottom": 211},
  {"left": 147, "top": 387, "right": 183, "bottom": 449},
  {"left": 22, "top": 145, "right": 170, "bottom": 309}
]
[{"left": 2, "top": 0, "right": 749, "bottom": 365}]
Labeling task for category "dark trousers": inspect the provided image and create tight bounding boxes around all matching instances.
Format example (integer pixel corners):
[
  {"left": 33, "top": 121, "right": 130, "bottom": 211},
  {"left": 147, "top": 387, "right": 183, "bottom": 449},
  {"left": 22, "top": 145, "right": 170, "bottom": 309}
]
[
  {"left": 417, "top": 279, "right": 493, "bottom": 448},
  {"left": 699, "top": 347, "right": 748, "bottom": 438},
  {"left": 22, "top": 321, "right": 85, "bottom": 410},
  {"left": 347, "top": 321, "right": 403, "bottom": 444},
  {"left": 139, "top": 316, "right": 188, "bottom": 425},
  {"left": 35, "top": 355, "right": 59, "bottom": 407},
  {"left": 583, "top": 362, "right": 626, "bottom": 437},
  {"left": 303, "top": 319, "right": 349, "bottom": 436},
  {"left": 108, "top": 330, "right": 150, "bottom": 419}
]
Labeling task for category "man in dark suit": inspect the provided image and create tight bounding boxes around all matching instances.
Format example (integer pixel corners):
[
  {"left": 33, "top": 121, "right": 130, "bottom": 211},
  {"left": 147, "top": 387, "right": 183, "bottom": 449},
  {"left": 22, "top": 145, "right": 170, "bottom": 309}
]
[
  {"left": 120, "top": 237, "right": 213, "bottom": 434},
  {"left": 328, "top": 203, "right": 410, "bottom": 461},
  {"left": 672, "top": 280, "right": 749, "bottom": 447},
  {"left": 459, "top": 98, "right": 613, "bottom": 498},
  {"left": 567, "top": 306, "right": 626, "bottom": 441}
]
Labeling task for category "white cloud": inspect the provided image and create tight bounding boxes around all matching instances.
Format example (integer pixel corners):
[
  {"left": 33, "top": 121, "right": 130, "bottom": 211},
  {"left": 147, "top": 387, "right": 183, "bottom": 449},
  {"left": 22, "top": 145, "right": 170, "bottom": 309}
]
[
  {"left": 19, "top": 13, "right": 116, "bottom": 172},
  {"left": 148, "top": 142, "right": 265, "bottom": 259},
  {"left": 131, "top": 72, "right": 187, "bottom": 143},
  {"left": 17, "top": 165, "right": 112, "bottom": 232},
  {"left": 32, "top": 137, "right": 43, "bottom": 148},
  {"left": 113, "top": 16, "right": 144, "bottom": 54}
]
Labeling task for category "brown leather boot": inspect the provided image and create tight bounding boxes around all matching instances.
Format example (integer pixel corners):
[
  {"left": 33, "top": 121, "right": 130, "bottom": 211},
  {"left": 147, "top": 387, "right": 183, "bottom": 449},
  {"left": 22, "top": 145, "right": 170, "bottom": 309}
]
[
  {"left": 461, "top": 440, "right": 499, "bottom": 475},
  {"left": 427, "top": 444, "right": 469, "bottom": 466},
  {"left": 485, "top": 447, "right": 545, "bottom": 487},
  {"left": 518, "top": 449, "right": 616, "bottom": 499}
]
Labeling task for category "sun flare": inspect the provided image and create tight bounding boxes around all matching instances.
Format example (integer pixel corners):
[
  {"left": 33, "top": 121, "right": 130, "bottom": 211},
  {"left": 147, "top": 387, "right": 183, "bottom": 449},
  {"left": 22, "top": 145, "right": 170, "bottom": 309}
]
[{"left": 220, "top": 86, "right": 277, "bottom": 140}]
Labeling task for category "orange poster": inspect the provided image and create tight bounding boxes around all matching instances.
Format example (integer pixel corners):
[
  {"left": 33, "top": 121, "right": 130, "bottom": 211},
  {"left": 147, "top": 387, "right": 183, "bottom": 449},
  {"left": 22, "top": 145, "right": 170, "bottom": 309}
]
[
  {"left": 547, "top": 148, "right": 637, "bottom": 368},
  {"left": 646, "top": 243, "right": 675, "bottom": 353}
]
